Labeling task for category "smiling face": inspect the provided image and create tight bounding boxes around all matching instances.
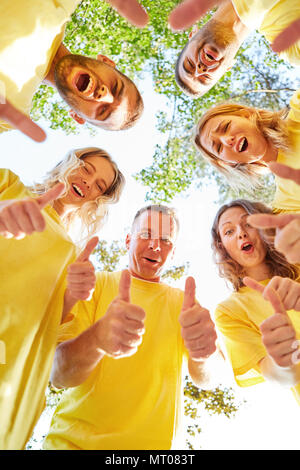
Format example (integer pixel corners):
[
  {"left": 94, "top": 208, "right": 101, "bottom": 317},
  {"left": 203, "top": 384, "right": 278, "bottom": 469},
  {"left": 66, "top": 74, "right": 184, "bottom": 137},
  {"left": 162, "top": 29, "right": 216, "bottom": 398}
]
[
  {"left": 199, "top": 114, "right": 270, "bottom": 165},
  {"left": 57, "top": 154, "right": 116, "bottom": 210},
  {"left": 54, "top": 54, "right": 143, "bottom": 130},
  {"left": 176, "top": 19, "right": 240, "bottom": 97},
  {"left": 126, "top": 210, "right": 176, "bottom": 282},
  {"left": 218, "top": 206, "right": 268, "bottom": 271}
]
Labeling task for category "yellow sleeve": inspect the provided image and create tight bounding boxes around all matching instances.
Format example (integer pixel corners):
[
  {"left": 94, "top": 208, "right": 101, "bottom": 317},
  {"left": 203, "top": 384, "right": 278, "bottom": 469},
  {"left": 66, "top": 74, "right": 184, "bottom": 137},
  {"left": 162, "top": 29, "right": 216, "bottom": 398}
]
[
  {"left": 272, "top": 89, "right": 300, "bottom": 213},
  {"left": 231, "top": 0, "right": 280, "bottom": 30},
  {"left": 215, "top": 304, "right": 267, "bottom": 387}
]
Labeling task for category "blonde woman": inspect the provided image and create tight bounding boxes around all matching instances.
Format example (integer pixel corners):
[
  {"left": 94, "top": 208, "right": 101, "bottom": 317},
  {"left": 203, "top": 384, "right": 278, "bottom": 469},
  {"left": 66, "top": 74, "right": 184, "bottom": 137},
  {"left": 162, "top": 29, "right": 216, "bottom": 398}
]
[
  {"left": 194, "top": 90, "right": 300, "bottom": 213},
  {"left": 211, "top": 199, "right": 300, "bottom": 406},
  {"left": 0, "top": 147, "right": 125, "bottom": 450}
]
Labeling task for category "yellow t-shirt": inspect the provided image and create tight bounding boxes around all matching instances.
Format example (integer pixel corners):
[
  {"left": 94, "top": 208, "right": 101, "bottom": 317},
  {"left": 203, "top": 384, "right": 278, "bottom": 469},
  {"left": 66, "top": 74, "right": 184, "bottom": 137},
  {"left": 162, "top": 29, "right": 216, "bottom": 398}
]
[
  {"left": 0, "top": 0, "right": 80, "bottom": 132},
  {"left": 215, "top": 279, "right": 300, "bottom": 405},
  {"left": 272, "top": 89, "right": 300, "bottom": 213},
  {"left": 0, "top": 169, "right": 76, "bottom": 450},
  {"left": 44, "top": 271, "right": 187, "bottom": 450},
  {"left": 231, "top": 0, "right": 300, "bottom": 65}
]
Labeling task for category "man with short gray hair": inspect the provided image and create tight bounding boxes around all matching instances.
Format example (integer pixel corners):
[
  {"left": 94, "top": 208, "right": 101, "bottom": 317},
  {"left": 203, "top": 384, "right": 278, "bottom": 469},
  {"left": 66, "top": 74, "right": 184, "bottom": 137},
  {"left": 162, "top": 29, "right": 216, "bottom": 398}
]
[{"left": 44, "top": 204, "right": 218, "bottom": 450}]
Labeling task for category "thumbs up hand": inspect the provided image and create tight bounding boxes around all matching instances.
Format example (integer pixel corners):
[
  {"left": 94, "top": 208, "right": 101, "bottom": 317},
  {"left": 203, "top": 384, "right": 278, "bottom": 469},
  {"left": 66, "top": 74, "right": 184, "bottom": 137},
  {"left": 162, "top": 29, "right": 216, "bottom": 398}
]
[
  {"left": 243, "top": 276, "right": 300, "bottom": 367},
  {"left": 95, "top": 270, "right": 146, "bottom": 358},
  {"left": 65, "top": 236, "right": 98, "bottom": 303},
  {"left": 243, "top": 276, "right": 300, "bottom": 313},
  {"left": 0, "top": 182, "right": 65, "bottom": 239},
  {"left": 179, "top": 277, "right": 217, "bottom": 361}
]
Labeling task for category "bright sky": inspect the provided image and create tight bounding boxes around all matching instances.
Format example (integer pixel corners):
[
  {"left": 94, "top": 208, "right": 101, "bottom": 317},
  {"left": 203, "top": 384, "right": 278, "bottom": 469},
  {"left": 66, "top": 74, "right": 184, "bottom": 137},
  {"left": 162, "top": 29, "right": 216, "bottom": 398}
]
[{"left": 1, "top": 75, "right": 300, "bottom": 450}]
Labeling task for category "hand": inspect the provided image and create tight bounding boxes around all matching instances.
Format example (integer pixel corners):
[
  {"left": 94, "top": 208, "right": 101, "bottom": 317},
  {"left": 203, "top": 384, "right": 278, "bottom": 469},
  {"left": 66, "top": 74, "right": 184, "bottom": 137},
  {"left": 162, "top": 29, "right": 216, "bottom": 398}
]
[
  {"left": 65, "top": 236, "right": 98, "bottom": 303},
  {"left": 247, "top": 212, "right": 300, "bottom": 264},
  {"left": 0, "top": 182, "right": 65, "bottom": 239},
  {"left": 269, "top": 161, "right": 300, "bottom": 186},
  {"left": 106, "top": 0, "right": 148, "bottom": 27},
  {"left": 168, "top": 0, "right": 222, "bottom": 31},
  {"left": 96, "top": 269, "right": 146, "bottom": 358},
  {"left": 179, "top": 276, "right": 217, "bottom": 361},
  {"left": 248, "top": 282, "right": 299, "bottom": 368},
  {"left": 244, "top": 276, "right": 300, "bottom": 312},
  {"left": 0, "top": 96, "right": 46, "bottom": 142},
  {"left": 271, "top": 19, "right": 300, "bottom": 53}
]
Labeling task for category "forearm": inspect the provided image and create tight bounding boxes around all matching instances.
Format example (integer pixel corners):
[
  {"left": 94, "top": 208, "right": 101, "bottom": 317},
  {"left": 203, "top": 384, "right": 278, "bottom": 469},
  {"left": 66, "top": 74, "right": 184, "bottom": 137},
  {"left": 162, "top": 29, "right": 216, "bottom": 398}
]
[
  {"left": 188, "top": 349, "right": 225, "bottom": 389},
  {"left": 51, "top": 322, "right": 105, "bottom": 388},
  {"left": 260, "top": 355, "right": 300, "bottom": 387}
]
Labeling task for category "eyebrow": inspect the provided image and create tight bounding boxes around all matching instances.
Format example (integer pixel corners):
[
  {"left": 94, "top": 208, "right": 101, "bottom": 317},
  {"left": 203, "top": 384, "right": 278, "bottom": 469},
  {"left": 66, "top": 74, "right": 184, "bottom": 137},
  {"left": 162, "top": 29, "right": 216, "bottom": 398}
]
[{"left": 221, "top": 214, "right": 248, "bottom": 227}]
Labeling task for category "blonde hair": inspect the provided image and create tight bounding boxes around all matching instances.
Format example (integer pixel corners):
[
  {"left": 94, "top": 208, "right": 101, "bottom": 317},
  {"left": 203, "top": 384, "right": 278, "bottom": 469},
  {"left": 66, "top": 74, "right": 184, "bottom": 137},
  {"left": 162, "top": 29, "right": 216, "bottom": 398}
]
[
  {"left": 211, "top": 199, "right": 299, "bottom": 291},
  {"left": 194, "top": 102, "right": 290, "bottom": 193},
  {"left": 30, "top": 147, "right": 125, "bottom": 245}
]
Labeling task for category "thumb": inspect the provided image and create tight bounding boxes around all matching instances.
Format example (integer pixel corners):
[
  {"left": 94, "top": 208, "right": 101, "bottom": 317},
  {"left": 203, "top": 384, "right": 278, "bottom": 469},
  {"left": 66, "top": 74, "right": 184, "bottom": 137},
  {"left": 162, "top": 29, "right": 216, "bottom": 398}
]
[
  {"left": 243, "top": 276, "right": 265, "bottom": 294},
  {"left": 247, "top": 213, "right": 297, "bottom": 230},
  {"left": 118, "top": 269, "right": 131, "bottom": 303},
  {"left": 269, "top": 162, "right": 300, "bottom": 186},
  {"left": 36, "top": 182, "right": 65, "bottom": 209},
  {"left": 77, "top": 236, "right": 99, "bottom": 262},
  {"left": 182, "top": 276, "right": 196, "bottom": 311},
  {"left": 264, "top": 286, "right": 287, "bottom": 315}
]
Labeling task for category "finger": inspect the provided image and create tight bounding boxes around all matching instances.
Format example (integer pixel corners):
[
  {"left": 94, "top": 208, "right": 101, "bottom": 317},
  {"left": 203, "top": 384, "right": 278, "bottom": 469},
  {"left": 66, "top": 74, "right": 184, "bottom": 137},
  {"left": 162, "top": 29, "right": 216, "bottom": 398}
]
[
  {"left": 168, "top": 0, "right": 219, "bottom": 31},
  {"left": 271, "top": 19, "right": 300, "bottom": 53},
  {"left": 77, "top": 236, "right": 99, "bottom": 262},
  {"left": 0, "top": 99, "right": 46, "bottom": 142},
  {"left": 243, "top": 276, "right": 265, "bottom": 294},
  {"left": 269, "top": 162, "right": 300, "bottom": 186},
  {"left": 182, "top": 276, "right": 196, "bottom": 311},
  {"left": 118, "top": 269, "right": 131, "bottom": 303},
  {"left": 36, "top": 182, "right": 65, "bottom": 209},
  {"left": 264, "top": 286, "right": 286, "bottom": 315},
  {"left": 275, "top": 219, "right": 300, "bottom": 263},
  {"left": 23, "top": 200, "right": 46, "bottom": 232},
  {"left": 260, "top": 313, "right": 290, "bottom": 333},
  {"left": 106, "top": 0, "right": 148, "bottom": 27},
  {"left": 9, "top": 203, "right": 35, "bottom": 235},
  {"left": 247, "top": 213, "right": 297, "bottom": 229}
]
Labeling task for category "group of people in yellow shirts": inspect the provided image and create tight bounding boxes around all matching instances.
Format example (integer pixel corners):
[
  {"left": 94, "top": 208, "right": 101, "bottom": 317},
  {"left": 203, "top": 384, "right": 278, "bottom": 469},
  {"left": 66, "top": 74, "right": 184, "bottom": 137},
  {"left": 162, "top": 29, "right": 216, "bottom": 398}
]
[{"left": 0, "top": 0, "right": 300, "bottom": 451}]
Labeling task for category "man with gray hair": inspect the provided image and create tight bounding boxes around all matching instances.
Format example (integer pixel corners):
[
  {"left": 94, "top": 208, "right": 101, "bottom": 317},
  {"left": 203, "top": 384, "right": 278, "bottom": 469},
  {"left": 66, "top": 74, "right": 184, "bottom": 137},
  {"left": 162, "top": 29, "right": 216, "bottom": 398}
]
[
  {"left": 173, "top": 0, "right": 300, "bottom": 98},
  {"left": 44, "top": 204, "right": 219, "bottom": 450}
]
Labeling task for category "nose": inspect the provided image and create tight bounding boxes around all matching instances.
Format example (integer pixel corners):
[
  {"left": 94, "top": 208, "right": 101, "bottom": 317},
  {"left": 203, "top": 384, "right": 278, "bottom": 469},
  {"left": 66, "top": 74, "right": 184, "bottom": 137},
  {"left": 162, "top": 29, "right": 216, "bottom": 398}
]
[
  {"left": 195, "top": 62, "right": 208, "bottom": 77},
  {"left": 237, "top": 225, "right": 248, "bottom": 239},
  {"left": 149, "top": 238, "right": 161, "bottom": 251},
  {"left": 220, "top": 134, "right": 235, "bottom": 147},
  {"left": 94, "top": 85, "right": 114, "bottom": 103}
]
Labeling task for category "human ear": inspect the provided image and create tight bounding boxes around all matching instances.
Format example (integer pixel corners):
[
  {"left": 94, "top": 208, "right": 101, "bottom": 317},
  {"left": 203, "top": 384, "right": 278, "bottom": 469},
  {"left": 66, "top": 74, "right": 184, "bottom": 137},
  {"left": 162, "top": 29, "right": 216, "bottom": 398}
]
[
  {"left": 189, "top": 26, "right": 199, "bottom": 39},
  {"left": 96, "top": 54, "right": 116, "bottom": 68},
  {"left": 69, "top": 110, "right": 86, "bottom": 125},
  {"left": 125, "top": 233, "right": 131, "bottom": 250}
]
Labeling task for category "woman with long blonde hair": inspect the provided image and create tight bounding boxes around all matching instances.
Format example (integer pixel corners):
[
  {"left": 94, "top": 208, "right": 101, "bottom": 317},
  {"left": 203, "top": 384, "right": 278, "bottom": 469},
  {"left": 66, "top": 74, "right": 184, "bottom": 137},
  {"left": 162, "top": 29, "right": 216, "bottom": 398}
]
[
  {"left": 0, "top": 147, "right": 125, "bottom": 449},
  {"left": 194, "top": 90, "right": 300, "bottom": 213},
  {"left": 211, "top": 199, "right": 300, "bottom": 406}
]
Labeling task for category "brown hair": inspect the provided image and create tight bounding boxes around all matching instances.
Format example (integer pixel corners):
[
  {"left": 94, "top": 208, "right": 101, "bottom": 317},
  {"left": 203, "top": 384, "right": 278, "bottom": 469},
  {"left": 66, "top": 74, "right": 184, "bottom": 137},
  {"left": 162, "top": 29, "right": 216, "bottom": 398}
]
[{"left": 211, "top": 199, "right": 299, "bottom": 291}]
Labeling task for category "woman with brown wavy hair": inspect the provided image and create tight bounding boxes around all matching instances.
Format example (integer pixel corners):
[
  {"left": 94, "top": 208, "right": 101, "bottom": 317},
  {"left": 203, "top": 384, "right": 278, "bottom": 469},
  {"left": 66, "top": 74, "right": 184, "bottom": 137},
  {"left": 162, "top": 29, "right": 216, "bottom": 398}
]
[
  {"left": 194, "top": 90, "right": 300, "bottom": 214},
  {"left": 211, "top": 199, "right": 300, "bottom": 405}
]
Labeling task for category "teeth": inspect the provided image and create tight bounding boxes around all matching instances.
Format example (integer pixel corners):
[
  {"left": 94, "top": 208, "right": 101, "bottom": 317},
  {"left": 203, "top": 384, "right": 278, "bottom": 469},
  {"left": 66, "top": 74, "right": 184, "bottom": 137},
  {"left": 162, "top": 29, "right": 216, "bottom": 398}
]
[
  {"left": 238, "top": 138, "right": 246, "bottom": 152},
  {"left": 204, "top": 52, "right": 214, "bottom": 62},
  {"left": 72, "top": 184, "right": 84, "bottom": 197}
]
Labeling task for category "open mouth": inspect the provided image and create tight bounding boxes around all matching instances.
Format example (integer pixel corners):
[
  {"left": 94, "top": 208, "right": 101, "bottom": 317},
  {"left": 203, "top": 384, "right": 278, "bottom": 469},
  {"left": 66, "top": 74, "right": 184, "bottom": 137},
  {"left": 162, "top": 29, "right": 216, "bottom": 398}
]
[
  {"left": 241, "top": 242, "right": 254, "bottom": 253},
  {"left": 144, "top": 257, "right": 159, "bottom": 264},
  {"left": 74, "top": 72, "right": 94, "bottom": 95},
  {"left": 200, "top": 47, "right": 220, "bottom": 68},
  {"left": 238, "top": 137, "right": 248, "bottom": 152},
  {"left": 71, "top": 183, "right": 84, "bottom": 198}
]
